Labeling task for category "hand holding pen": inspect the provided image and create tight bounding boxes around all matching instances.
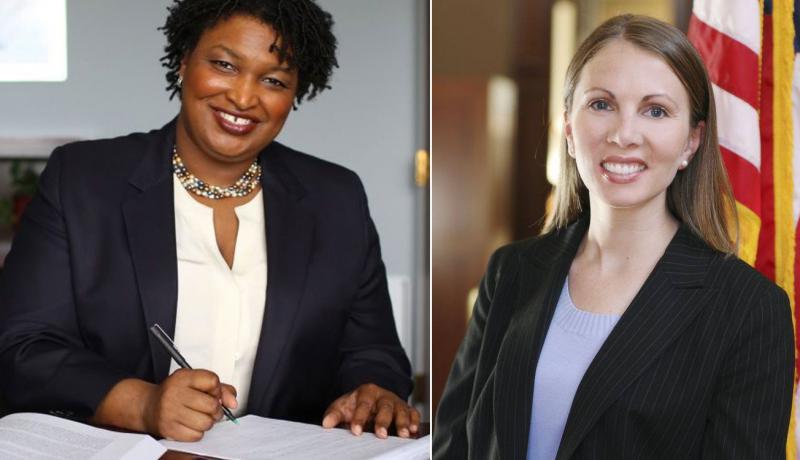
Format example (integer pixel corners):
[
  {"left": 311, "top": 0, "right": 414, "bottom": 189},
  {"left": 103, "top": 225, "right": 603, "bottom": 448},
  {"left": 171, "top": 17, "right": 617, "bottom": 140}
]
[{"left": 145, "top": 324, "right": 239, "bottom": 441}]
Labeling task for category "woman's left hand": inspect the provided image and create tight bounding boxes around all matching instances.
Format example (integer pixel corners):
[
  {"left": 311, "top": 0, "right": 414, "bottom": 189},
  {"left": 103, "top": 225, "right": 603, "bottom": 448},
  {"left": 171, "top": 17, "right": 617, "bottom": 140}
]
[{"left": 322, "top": 383, "right": 420, "bottom": 439}]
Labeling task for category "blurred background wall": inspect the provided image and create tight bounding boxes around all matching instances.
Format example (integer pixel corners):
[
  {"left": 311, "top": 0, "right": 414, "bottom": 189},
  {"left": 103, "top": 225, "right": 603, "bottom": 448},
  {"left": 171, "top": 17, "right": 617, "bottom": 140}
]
[
  {"left": 432, "top": 0, "right": 692, "bottom": 421},
  {"left": 0, "top": 0, "right": 431, "bottom": 418}
]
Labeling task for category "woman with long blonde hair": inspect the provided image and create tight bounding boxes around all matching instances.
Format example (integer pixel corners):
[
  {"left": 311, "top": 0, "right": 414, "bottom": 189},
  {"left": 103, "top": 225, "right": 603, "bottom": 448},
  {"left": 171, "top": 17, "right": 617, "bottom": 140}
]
[{"left": 434, "top": 14, "right": 793, "bottom": 459}]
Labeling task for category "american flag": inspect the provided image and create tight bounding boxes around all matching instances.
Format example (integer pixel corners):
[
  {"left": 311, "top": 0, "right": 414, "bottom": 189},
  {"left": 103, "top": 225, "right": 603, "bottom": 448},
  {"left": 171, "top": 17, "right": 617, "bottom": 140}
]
[{"left": 688, "top": 0, "right": 799, "bottom": 456}]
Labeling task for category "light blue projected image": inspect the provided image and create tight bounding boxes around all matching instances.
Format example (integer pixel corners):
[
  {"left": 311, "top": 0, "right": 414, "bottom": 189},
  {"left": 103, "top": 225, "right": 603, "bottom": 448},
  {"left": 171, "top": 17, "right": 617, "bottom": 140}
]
[{"left": 0, "top": 0, "right": 68, "bottom": 82}]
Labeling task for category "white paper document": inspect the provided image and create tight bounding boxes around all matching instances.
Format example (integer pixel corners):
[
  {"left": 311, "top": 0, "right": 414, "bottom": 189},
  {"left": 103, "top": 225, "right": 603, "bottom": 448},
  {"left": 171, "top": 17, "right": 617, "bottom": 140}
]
[
  {"left": 160, "top": 415, "right": 430, "bottom": 460},
  {"left": 0, "top": 412, "right": 166, "bottom": 460}
]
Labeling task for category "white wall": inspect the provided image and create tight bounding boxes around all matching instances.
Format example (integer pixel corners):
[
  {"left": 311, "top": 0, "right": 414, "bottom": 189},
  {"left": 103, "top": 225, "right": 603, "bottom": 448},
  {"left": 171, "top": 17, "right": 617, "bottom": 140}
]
[
  {"left": 281, "top": 0, "right": 418, "bottom": 280},
  {"left": 0, "top": 0, "right": 177, "bottom": 138},
  {"left": 0, "top": 0, "right": 424, "bottom": 373}
]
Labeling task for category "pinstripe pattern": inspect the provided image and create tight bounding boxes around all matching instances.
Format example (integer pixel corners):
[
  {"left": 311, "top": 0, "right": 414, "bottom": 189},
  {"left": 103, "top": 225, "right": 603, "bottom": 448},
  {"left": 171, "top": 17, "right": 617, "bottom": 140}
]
[{"left": 433, "top": 217, "right": 795, "bottom": 459}]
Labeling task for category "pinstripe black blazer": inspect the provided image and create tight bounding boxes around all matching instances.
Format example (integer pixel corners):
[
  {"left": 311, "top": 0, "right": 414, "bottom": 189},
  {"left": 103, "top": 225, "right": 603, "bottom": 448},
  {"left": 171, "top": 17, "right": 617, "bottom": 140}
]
[{"left": 433, "top": 217, "right": 795, "bottom": 459}]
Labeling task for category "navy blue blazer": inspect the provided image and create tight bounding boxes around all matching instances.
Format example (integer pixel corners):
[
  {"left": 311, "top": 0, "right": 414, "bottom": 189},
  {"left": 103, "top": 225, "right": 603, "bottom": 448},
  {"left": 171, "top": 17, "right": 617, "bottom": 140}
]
[
  {"left": 434, "top": 217, "right": 794, "bottom": 459},
  {"left": 0, "top": 120, "right": 412, "bottom": 423}
]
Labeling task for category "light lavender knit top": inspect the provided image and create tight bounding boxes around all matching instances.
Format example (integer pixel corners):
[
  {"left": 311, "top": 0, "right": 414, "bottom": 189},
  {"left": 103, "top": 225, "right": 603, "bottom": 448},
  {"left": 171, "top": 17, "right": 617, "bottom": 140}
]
[{"left": 526, "top": 277, "right": 622, "bottom": 460}]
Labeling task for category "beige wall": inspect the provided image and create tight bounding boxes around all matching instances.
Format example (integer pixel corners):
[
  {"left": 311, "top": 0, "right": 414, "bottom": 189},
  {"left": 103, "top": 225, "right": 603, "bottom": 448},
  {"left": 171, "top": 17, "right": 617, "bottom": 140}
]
[
  {"left": 432, "top": 0, "right": 513, "bottom": 76},
  {"left": 578, "top": 0, "right": 675, "bottom": 39},
  {"left": 433, "top": 0, "right": 679, "bottom": 77}
]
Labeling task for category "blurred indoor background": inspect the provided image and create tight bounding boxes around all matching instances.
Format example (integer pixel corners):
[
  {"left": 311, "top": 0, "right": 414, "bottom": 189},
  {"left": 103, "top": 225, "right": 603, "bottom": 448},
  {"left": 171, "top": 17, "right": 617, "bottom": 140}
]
[{"left": 432, "top": 0, "right": 692, "bottom": 421}]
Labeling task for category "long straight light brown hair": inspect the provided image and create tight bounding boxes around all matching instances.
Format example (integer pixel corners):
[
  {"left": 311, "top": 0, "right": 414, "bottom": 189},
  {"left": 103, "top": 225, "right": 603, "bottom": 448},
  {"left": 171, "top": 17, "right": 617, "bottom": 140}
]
[{"left": 543, "top": 14, "right": 738, "bottom": 255}]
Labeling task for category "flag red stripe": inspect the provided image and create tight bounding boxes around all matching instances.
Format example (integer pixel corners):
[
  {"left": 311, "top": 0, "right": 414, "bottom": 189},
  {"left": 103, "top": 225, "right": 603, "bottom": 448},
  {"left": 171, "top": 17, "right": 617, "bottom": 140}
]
[
  {"left": 755, "top": 15, "right": 775, "bottom": 281},
  {"left": 688, "top": 14, "right": 759, "bottom": 110},
  {"left": 720, "top": 145, "right": 761, "bottom": 214}
]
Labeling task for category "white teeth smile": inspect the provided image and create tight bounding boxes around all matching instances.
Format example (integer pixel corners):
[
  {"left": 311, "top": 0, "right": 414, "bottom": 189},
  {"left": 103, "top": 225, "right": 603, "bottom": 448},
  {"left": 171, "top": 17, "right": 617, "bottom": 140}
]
[
  {"left": 218, "top": 111, "right": 253, "bottom": 126},
  {"left": 602, "top": 162, "right": 646, "bottom": 175}
]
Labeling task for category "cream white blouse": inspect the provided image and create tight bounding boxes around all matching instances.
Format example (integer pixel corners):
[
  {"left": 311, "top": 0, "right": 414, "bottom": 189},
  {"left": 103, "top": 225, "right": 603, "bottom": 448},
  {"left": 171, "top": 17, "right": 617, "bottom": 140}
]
[{"left": 169, "top": 178, "right": 267, "bottom": 416}]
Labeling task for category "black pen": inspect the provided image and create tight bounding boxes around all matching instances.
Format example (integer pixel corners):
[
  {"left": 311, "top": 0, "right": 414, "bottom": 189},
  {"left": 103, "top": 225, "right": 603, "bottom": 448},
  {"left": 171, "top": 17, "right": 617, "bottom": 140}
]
[{"left": 149, "top": 323, "right": 239, "bottom": 424}]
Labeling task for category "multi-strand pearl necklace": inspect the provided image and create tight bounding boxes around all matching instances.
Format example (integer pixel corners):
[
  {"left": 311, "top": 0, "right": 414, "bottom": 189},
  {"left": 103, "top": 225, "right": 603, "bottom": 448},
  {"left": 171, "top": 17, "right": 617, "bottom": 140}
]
[{"left": 172, "top": 146, "right": 261, "bottom": 200}]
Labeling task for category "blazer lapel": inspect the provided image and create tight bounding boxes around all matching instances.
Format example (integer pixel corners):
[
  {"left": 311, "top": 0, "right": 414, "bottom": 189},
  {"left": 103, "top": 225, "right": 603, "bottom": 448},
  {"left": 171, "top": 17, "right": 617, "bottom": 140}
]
[
  {"left": 556, "top": 226, "right": 716, "bottom": 460},
  {"left": 494, "top": 218, "right": 588, "bottom": 460},
  {"left": 122, "top": 122, "right": 178, "bottom": 382},
  {"left": 247, "top": 145, "right": 314, "bottom": 413}
]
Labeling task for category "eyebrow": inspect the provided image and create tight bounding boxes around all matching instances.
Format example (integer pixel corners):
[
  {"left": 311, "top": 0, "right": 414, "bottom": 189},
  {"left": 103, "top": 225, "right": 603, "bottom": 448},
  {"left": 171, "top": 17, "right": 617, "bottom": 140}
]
[
  {"left": 583, "top": 87, "right": 679, "bottom": 106},
  {"left": 584, "top": 87, "right": 615, "bottom": 98},
  {"left": 211, "top": 44, "right": 242, "bottom": 60},
  {"left": 642, "top": 93, "right": 678, "bottom": 107}
]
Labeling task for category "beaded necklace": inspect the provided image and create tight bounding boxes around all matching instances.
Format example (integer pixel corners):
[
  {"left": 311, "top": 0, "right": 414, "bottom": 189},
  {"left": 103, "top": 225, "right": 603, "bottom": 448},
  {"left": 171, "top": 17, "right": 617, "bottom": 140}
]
[{"left": 172, "top": 146, "right": 261, "bottom": 200}]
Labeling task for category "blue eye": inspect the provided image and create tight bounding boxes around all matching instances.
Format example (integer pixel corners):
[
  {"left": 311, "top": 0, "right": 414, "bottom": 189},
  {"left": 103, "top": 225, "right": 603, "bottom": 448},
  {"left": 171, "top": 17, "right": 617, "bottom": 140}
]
[
  {"left": 589, "top": 100, "right": 611, "bottom": 111},
  {"left": 647, "top": 106, "right": 668, "bottom": 118}
]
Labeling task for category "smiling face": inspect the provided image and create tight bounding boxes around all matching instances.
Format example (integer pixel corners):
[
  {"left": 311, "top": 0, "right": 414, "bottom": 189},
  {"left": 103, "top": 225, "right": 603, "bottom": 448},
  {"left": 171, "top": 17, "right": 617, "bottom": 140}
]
[
  {"left": 176, "top": 14, "right": 298, "bottom": 165},
  {"left": 565, "top": 39, "right": 702, "bottom": 213}
]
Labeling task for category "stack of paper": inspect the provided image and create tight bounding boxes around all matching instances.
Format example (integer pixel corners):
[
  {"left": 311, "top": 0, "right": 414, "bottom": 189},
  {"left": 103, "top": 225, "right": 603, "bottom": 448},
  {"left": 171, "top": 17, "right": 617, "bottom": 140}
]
[
  {"left": 161, "top": 415, "right": 430, "bottom": 460},
  {"left": 0, "top": 412, "right": 166, "bottom": 460}
]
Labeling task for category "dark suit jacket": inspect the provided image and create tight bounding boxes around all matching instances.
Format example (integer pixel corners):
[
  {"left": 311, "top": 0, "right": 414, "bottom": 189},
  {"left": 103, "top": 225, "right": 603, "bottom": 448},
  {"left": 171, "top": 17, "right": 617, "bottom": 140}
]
[
  {"left": 434, "top": 217, "right": 794, "bottom": 459},
  {"left": 0, "top": 120, "right": 412, "bottom": 423}
]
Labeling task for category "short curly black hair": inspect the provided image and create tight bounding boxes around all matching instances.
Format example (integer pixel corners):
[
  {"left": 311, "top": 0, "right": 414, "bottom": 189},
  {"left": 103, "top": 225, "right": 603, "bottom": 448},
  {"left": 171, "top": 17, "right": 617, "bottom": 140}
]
[{"left": 159, "top": 0, "right": 338, "bottom": 106}]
